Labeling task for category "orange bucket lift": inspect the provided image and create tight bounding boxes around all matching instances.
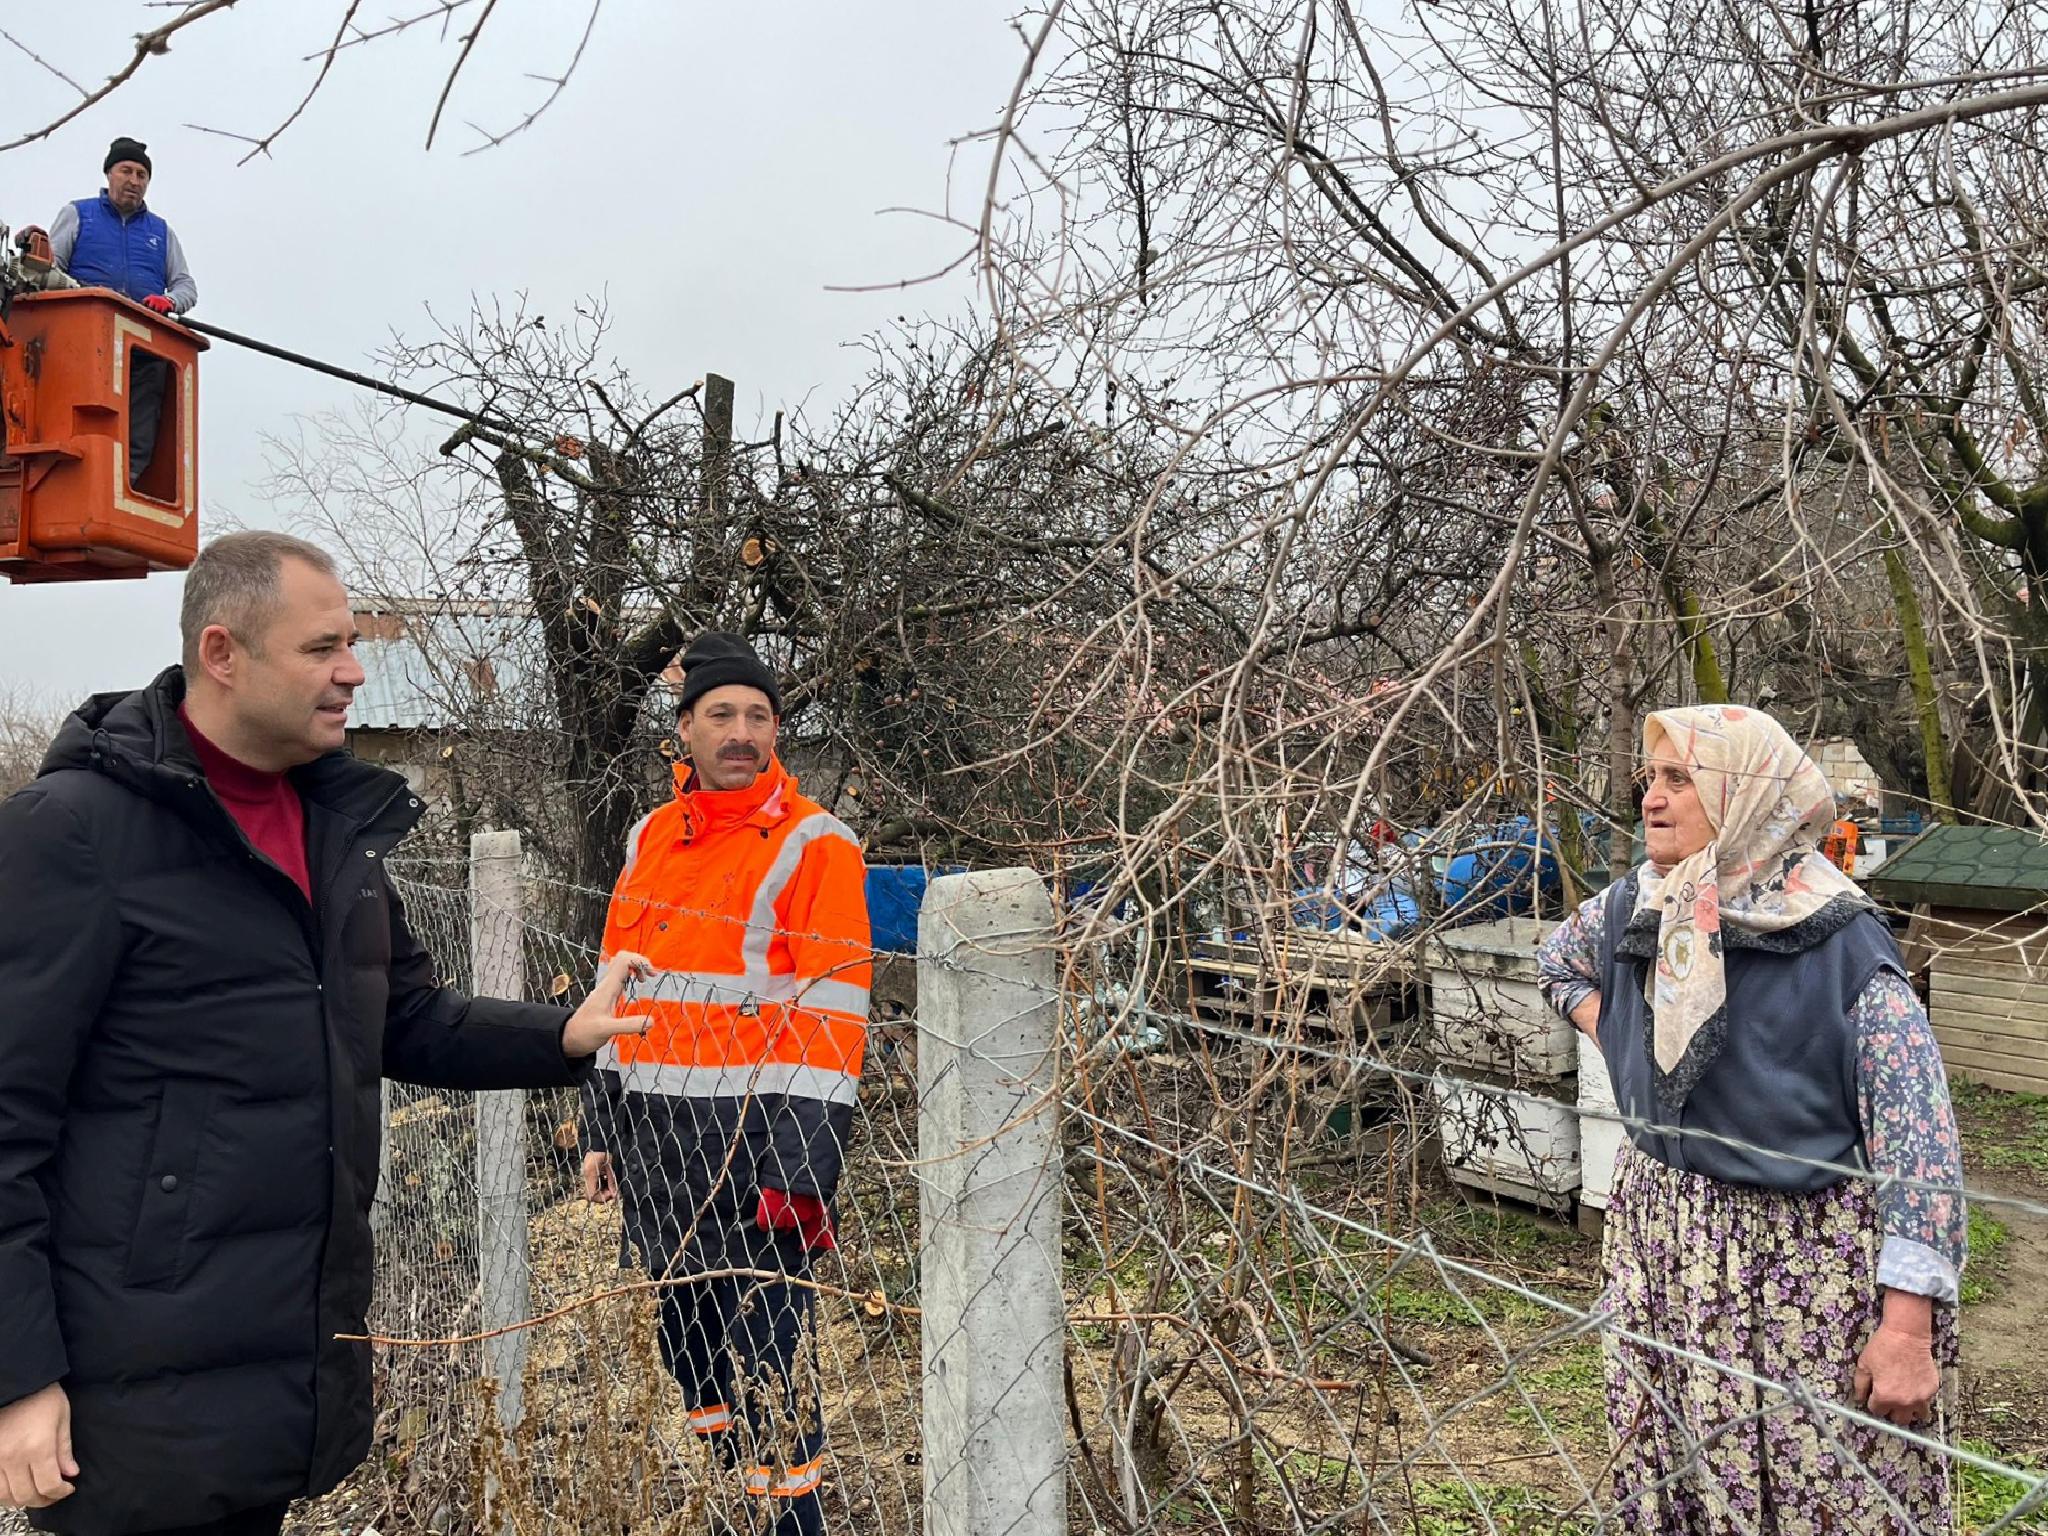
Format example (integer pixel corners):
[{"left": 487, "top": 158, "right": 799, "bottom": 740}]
[{"left": 1, "top": 287, "right": 207, "bottom": 584}]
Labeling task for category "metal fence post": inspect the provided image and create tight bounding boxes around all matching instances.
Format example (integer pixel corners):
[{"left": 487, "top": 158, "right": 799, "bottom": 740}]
[
  {"left": 917, "top": 867, "right": 1068, "bottom": 1536},
  {"left": 471, "top": 829, "right": 531, "bottom": 1436}
]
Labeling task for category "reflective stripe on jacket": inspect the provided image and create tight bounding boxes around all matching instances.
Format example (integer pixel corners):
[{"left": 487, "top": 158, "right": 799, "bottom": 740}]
[{"left": 583, "top": 756, "right": 870, "bottom": 1211}]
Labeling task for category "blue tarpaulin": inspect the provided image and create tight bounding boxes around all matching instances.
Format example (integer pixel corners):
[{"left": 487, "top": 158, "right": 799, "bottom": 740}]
[
  {"left": 1436, "top": 816, "right": 1563, "bottom": 920},
  {"left": 864, "top": 864, "right": 968, "bottom": 953},
  {"left": 1291, "top": 883, "right": 1422, "bottom": 940}
]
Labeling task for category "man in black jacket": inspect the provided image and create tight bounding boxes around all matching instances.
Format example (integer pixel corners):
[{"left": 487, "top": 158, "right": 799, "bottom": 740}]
[{"left": 0, "top": 532, "right": 651, "bottom": 1536}]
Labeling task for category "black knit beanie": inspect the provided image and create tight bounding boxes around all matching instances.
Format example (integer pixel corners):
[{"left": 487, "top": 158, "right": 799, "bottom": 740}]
[
  {"left": 105, "top": 137, "right": 151, "bottom": 174},
  {"left": 675, "top": 632, "right": 782, "bottom": 716}
]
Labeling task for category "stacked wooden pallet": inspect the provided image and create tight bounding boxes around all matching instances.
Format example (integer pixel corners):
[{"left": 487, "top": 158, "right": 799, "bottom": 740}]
[
  {"left": 1186, "top": 928, "right": 1414, "bottom": 1027},
  {"left": 1183, "top": 929, "right": 1422, "bottom": 1119}
]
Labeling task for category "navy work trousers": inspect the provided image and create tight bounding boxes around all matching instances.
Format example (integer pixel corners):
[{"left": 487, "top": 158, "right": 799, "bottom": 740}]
[{"left": 660, "top": 1269, "right": 826, "bottom": 1536}]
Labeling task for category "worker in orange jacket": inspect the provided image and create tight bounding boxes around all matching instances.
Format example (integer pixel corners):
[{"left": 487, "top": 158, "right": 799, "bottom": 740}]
[
  {"left": 1822, "top": 815, "right": 1861, "bottom": 877},
  {"left": 581, "top": 632, "right": 870, "bottom": 1535}
]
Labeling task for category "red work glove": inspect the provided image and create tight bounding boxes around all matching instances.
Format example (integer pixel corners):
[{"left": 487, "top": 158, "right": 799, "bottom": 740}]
[
  {"left": 141, "top": 294, "right": 175, "bottom": 315},
  {"left": 756, "top": 1188, "right": 836, "bottom": 1252}
]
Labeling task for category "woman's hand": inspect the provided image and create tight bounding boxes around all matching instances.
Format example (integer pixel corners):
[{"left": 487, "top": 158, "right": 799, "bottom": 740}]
[{"left": 1855, "top": 1291, "right": 1940, "bottom": 1427}]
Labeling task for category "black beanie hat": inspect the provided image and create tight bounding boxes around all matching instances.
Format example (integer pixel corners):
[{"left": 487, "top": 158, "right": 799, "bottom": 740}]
[
  {"left": 105, "top": 137, "right": 151, "bottom": 175},
  {"left": 676, "top": 632, "right": 782, "bottom": 717}
]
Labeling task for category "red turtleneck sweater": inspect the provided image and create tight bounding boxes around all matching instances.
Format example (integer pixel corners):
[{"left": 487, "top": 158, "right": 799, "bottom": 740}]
[{"left": 179, "top": 705, "right": 314, "bottom": 904}]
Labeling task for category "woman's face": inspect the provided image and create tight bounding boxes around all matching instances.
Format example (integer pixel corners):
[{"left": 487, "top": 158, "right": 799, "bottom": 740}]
[{"left": 1642, "top": 750, "right": 1715, "bottom": 867}]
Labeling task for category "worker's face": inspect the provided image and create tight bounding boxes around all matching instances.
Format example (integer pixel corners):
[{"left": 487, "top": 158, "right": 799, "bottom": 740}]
[
  {"left": 1641, "top": 751, "right": 1716, "bottom": 868},
  {"left": 204, "top": 559, "right": 366, "bottom": 769},
  {"left": 679, "top": 685, "right": 778, "bottom": 792},
  {"left": 106, "top": 161, "right": 150, "bottom": 214}
]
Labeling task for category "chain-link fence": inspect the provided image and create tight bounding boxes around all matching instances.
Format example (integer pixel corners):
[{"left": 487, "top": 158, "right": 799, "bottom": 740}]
[
  {"left": 308, "top": 847, "right": 2046, "bottom": 1536},
  {"left": 8, "top": 851, "right": 2045, "bottom": 1536},
  {"left": 301, "top": 849, "right": 929, "bottom": 1536}
]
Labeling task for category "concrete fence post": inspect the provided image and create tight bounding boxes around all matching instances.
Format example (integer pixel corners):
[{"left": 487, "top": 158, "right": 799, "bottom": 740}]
[
  {"left": 470, "top": 829, "right": 531, "bottom": 1438},
  {"left": 917, "top": 867, "right": 1068, "bottom": 1536}
]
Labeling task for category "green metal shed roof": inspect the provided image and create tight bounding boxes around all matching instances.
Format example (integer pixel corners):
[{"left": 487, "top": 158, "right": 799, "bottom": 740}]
[{"left": 1864, "top": 823, "right": 2048, "bottom": 912}]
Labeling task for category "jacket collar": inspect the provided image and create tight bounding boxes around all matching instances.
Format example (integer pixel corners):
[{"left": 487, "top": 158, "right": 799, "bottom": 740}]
[{"left": 670, "top": 755, "right": 797, "bottom": 841}]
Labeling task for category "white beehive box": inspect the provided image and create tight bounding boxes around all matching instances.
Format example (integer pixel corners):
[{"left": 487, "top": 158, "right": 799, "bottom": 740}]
[
  {"left": 1432, "top": 1072, "right": 1582, "bottom": 1210},
  {"left": 1577, "top": 1031, "right": 1625, "bottom": 1211},
  {"left": 1427, "top": 917, "right": 1577, "bottom": 1079}
]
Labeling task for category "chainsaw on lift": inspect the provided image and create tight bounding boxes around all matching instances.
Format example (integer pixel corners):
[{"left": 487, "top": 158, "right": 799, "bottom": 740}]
[{"left": 0, "top": 221, "right": 81, "bottom": 311}]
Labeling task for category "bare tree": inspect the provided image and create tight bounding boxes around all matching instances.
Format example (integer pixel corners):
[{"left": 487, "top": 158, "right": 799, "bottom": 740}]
[
  {"left": 2, "top": 0, "right": 603, "bottom": 159},
  {"left": 216, "top": 7, "right": 2048, "bottom": 1532},
  {"left": 267, "top": 300, "right": 1256, "bottom": 944},
  {"left": 0, "top": 684, "right": 64, "bottom": 798}
]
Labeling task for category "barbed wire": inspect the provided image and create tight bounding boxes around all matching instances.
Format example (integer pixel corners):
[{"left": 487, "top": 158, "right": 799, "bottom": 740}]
[{"left": 400, "top": 869, "right": 2048, "bottom": 1227}]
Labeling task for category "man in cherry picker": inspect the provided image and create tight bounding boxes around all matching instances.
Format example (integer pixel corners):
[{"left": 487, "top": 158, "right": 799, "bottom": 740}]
[{"left": 15, "top": 137, "right": 198, "bottom": 487}]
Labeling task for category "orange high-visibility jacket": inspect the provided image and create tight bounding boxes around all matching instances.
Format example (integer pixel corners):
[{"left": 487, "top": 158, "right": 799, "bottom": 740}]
[{"left": 584, "top": 757, "right": 870, "bottom": 1212}]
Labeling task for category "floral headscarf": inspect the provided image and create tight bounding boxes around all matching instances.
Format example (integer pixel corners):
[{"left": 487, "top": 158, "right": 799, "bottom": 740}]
[{"left": 1632, "top": 704, "right": 1871, "bottom": 1107}]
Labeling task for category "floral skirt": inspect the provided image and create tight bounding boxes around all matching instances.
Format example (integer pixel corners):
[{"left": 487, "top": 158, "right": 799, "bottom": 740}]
[{"left": 1600, "top": 1142, "right": 1959, "bottom": 1535}]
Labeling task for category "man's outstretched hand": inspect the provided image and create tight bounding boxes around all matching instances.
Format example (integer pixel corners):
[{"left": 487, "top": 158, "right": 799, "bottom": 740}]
[{"left": 562, "top": 951, "right": 655, "bottom": 1060}]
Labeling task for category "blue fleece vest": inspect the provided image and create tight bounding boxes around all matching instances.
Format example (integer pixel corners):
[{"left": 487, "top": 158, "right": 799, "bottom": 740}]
[
  {"left": 67, "top": 193, "right": 169, "bottom": 303},
  {"left": 1598, "top": 869, "right": 1902, "bottom": 1191}
]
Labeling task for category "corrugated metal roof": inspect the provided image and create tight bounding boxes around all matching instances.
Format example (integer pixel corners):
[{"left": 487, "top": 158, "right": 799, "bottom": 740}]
[
  {"left": 349, "top": 610, "right": 545, "bottom": 732},
  {"left": 1865, "top": 823, "right": 2048, "bottom": 912}
]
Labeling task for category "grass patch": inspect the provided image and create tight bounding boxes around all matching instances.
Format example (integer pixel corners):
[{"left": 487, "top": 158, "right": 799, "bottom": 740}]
[
  {"left": 1428, "top": 1201, "right": 1586, "bottom": 1261},
  {"left": 1958, "top": 1438, "right": 2048, "bottom": 1534},
  {"left": 1503, "top": 1342, "right": 1606, "bottom": 1444},
  {"left": 1952, "top": 1080, "right": 2048, "bottom": 1177},
  {"left": 1270, "top": 1445, "right": 1369, "bottom": 1500},
  {"left": 1409, "top": 1477, "right": 1592, "bottom": 1534},
  {"left": 1379, "top": 1280, "right": 1552, "bottom": 1329},
  {"left": 1962, "top": 1209, "right": 2012, "bottom": 1307}
]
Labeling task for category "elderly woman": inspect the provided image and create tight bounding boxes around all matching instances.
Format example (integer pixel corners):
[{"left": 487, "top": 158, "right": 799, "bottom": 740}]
[{"left": 1537, "top": 705, "right": 1965, "bottom": 1532}]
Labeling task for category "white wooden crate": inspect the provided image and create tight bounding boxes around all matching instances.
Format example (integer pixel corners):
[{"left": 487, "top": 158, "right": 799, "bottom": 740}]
[
  {"left": 1427, "top": 917, "right": 1577, "bottom": 1080},
  {"left": 1576, "top": 1031, "right": 1623, "bottom": 1210},
  {"left": 1432, "top": 1073, "right": 1581, "bottom": 1209}
]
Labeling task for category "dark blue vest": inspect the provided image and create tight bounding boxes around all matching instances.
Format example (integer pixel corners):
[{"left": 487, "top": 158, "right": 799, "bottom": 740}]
[
  {"left": 1598, "top": 869, "right": 1901, "bottom": 1191},
  {"left": 67, "top": 193, "right": 169, "bottom": 303}
]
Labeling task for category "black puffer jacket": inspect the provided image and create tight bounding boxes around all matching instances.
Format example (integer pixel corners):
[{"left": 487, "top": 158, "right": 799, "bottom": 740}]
[{"left": 0, "top": 669, "right": 580, "bottom": 1534}]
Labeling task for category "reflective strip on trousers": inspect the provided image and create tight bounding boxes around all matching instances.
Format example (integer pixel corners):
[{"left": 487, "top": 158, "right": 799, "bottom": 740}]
[
  {"left": 688, "top": 1404, "right": 732, "bottom": 1435},
  {"left": 746, "top": 1457, "right": 825, "bottom": 1497}
]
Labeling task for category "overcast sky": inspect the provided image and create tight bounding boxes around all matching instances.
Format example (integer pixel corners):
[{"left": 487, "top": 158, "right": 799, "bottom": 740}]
[{"left": 1, "top": 2, "right": 1017, "bottom": 704}]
